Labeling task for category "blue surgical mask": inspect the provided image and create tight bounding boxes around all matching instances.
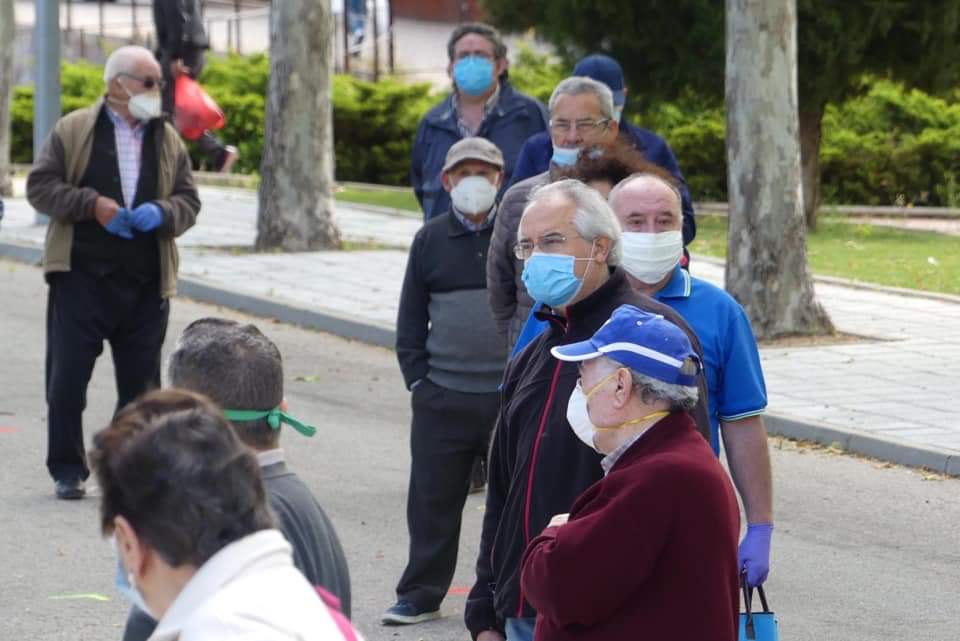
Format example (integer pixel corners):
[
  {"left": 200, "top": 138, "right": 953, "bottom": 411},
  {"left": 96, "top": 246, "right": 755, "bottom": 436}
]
[
  {"left": 551, "top": 145, "right": 580, "bottom": 167},
  {"left": 453, "top": 56, "right": 495, "bottom": 97},
  {"left": 111, "top": 536, "right": 154, "bottom": 618},
  {"left": 522, "top": 253, "right": 588, "bottom": 307}
]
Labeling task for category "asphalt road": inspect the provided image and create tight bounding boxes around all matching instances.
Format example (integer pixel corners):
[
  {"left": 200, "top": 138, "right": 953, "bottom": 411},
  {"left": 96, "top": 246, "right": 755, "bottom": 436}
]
[{"left": 1, "top": 260, "right": 958, "bottom": 641}]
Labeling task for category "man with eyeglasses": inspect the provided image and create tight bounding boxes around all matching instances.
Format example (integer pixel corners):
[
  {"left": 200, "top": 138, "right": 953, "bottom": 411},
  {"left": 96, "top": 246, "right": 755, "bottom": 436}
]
[
  {"left": 26, "top": 45, "right": 200, "bottom": 500},
  {"left": 411, "top": 22, "right": 548, "bottom": 221},
  {"left": 465, "top": 180, "right": 710, "bottom": 641},
  {"left": 487, "top": 77, "right": 622, "bottom": 348},
  {"left": 153, "top": 0, "right": 239, "bottom": 172},
  {"left": 509, "top": 54, "right": 695, "bottom": 246}
]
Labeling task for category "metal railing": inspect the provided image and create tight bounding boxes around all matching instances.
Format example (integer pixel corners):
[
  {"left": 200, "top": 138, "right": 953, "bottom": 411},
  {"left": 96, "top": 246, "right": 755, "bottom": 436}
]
[{"left": 54, "top": 0, "right": 396, "bottom": 78}]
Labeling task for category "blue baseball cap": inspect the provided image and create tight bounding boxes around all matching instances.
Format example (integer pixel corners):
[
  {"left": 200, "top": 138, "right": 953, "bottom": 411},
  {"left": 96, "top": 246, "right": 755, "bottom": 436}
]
[
  {"left": 551, "top": 305, "right": 700, "bottom": 386},
  {"left": 573, "top": 54, "right": 626, "bottom": 107}
]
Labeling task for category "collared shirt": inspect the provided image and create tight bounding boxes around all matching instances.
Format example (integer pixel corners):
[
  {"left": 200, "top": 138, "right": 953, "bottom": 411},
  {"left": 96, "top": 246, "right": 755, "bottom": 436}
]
[
  {"left": 256, "top": 448, "right": 285, "bottom": 468},
  {"left": 453, "top": 83, "right": 501, "bottom": 137},
  {"left": 601, "top": 432, "right": 646, "bottom": 476},
  {"left": 452, "top": 203, "right": 497, "bottom": 232},
  {"left": 654, "top": 265, "right": 768, "bottom": 454},
  {"left": 105, "top": 106, "right": 146, "bottom": 207}
]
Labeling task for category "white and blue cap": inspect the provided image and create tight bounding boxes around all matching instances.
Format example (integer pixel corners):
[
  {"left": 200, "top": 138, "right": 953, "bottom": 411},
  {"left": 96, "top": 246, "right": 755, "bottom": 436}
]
[{"left": 550, "top": 305, "right": 700, "bottom": 386}]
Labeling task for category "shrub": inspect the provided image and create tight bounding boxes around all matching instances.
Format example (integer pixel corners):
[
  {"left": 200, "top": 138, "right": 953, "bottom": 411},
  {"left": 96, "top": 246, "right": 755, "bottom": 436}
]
[{"left": 10, "top": 57, "right": 960, "bottom": 206}]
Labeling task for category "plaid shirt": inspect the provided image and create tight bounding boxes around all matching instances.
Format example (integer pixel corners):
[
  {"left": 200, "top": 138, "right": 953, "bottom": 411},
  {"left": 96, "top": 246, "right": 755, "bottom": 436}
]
[
  {"left": 453, "top": 83, "right": 501, "bottom": 138},
  {"left": 105, "top": 107, "right": 146, "bottom": 207}
]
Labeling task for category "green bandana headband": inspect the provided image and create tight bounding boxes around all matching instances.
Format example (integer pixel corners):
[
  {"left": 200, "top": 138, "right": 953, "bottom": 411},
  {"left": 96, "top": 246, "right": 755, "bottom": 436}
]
[{"left": 222, "top": 407, "right": 317, "bottom": 437}]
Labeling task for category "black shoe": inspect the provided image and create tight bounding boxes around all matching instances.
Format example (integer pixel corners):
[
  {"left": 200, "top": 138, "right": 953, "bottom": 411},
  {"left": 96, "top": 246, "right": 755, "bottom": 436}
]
[
  {"left": 54, "top": 479, "right": 85, "bottom": 500},
  {"left": 469, "top": 457, "right": 487, "bottom": 494},
  {"left": 381, "top": 600, "right": 441, "bottom": 625}
]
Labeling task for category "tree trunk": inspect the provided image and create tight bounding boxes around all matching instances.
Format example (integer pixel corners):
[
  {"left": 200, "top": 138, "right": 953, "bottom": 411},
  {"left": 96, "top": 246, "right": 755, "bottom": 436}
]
[
  {"left": 0, "top": 0, "right": 15, "bottom": 196},
  {"left": 256, "top": 0, "right": 341, "bottom": 251},
  {"left": 799, "top": 105, "right": 824, "bottom": 231},
  {"left": 724, "top": 0, "right": 833, "bottom": 339}
]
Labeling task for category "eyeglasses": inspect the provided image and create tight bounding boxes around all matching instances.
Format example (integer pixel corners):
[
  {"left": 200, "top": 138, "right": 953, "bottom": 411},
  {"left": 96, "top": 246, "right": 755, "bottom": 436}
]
[
  {"left": 549, "top": 118, "right": 611, "bottom": 136},
  {"left": 513, "top": 232, "right": 582, "bottom": 260},
  {"left": 119, "top": 73, "right": 165, "bottom": 90}
]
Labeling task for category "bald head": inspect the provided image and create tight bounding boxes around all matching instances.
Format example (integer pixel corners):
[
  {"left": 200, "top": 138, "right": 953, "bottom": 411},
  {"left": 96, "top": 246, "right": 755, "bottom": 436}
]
[{"left": 608, "top": 173, "right": 683, "bottom": 234}]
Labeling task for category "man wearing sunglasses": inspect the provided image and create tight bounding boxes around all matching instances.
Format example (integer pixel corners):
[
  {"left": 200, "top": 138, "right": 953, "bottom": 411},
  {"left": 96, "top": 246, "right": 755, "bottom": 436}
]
[{"left": 26, "top": 45, "right": 200, "bottom": 501}]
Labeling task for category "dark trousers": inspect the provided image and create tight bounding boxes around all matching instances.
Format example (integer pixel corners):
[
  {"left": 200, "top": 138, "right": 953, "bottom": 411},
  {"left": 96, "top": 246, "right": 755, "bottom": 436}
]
[
  {"left": 396, "top": 379, "right": 499, "bottom": 610},
  {"left": 45, "top": 270, "right": 169, "bottom": 481},
  {"left": 159, "top": 48, "right": 229, "bottom": 169}
]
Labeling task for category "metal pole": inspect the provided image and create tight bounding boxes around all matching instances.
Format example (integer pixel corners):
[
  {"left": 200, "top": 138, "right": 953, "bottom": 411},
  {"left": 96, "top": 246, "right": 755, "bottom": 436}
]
[
  {"left": 342, "top": 3, "right": 350, "bottom": 73},
  {"left": 34, "top": 0, "right": 60, "bottom": 225},
  {"left": 387, "top": 0, "right": 394, "bottom": 74},
  {"left": 131, "top": 0, "right": 139, "bottom": 43},
  {"left": 66, "top": 0, "right": 72, "bottom": 33},
  {"left": 99, "top": 0, "right": 105, "bottom": 38},
  {"left": 234, "top": 0, "right": 241, "bottom": 54},
  {"left": 371, "top": 0, "right": 379, "bottom": 81}
]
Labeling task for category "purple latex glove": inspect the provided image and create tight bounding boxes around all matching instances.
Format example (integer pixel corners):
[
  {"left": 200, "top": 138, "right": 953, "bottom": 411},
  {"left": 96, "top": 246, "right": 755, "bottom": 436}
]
[
  {"left": 129, "top": 202, "right": 164, "bottom": 232},
  {"left": 104, "top": 208, "right": 134, "bottom": 239},
  {"left": 738, "top": 523, "right": 773, "bottom": 587}
]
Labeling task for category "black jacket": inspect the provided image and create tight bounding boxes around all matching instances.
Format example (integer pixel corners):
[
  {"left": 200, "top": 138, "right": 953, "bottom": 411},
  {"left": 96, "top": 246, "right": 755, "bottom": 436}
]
[
  {"left": 464, "top": 268, "right": 711, "bottom": 638},
  {"left": 153, "top": 0, "right": 209, "bottom": 60}
]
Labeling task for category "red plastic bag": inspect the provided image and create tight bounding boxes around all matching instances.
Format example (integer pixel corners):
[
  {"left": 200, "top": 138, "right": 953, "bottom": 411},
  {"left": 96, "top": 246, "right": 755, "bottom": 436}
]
[{"left": 174, "top": 75, "right": 226, "bottom": 141}]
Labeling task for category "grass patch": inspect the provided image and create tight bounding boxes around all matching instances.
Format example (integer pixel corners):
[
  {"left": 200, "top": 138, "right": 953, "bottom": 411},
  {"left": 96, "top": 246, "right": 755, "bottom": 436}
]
[
  {"left": 335, "top": 186, "right": 420, "bottom": 213},
  {"left": 691, "top": 215, "right": 960, "bottom": 295}
]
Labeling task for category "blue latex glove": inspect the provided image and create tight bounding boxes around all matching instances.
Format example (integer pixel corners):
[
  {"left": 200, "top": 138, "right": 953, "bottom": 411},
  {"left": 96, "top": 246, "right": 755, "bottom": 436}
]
[
  {"left": 104, "top": 208, "right": 134, "bottom": 239},
  {"left": 739, "top": 523, "right": 773, "bottom": 587},
  {"left": 128, "top": 202, "right": 164, "bottom": 232}
]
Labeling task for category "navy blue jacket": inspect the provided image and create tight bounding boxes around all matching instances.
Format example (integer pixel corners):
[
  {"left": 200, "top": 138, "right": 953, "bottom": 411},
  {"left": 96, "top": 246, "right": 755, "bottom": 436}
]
[
  {"left": 411, "top": 80, "right": 548, "bottom": 221},
  {"left": 509, "top": 121, "right": 697, "bottom": 244}
]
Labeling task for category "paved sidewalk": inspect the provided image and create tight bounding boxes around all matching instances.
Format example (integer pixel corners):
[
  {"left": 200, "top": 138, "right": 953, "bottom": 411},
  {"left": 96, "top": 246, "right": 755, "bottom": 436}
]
[{"left": 2, "top": 186, "right": 959, "bottom": 473}]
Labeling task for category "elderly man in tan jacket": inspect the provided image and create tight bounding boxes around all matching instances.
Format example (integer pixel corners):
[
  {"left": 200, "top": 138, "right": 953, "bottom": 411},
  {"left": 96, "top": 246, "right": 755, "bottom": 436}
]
[{"left": 27, "top": 45, "right": 200, "bottom": 500}]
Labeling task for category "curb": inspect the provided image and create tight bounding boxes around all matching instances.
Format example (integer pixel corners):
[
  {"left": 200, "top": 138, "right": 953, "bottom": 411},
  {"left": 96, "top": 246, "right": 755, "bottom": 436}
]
[
  {"left": 764, "top": 414, "right": 959, "bottom": 477},
  {"left": 2, "top": 239, "right": 957, "bottom": 476}
]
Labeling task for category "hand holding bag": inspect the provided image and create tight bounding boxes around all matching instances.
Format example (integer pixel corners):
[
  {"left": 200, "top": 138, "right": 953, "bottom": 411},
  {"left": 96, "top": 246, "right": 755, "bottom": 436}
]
[
  {"left": 739, "top": 578, "right": 779, "bottom": 641},
  {"left": 174, "top": 75, "right": 226, "bottom": 141}
]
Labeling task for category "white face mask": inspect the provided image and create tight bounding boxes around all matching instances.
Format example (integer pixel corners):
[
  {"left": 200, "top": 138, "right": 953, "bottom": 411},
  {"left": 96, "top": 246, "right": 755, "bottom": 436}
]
[
  {"left": 450, "top": 175, "right": 498, "bottom": 215},
  {"left": 566, "top": 381, "right": 600, "bottom": 451},
  {"left": 127, "top": 91, "right": 163, "bottom": 122},
  {"left": 620, "top": 231, "right": 683, "bottom": 284}
]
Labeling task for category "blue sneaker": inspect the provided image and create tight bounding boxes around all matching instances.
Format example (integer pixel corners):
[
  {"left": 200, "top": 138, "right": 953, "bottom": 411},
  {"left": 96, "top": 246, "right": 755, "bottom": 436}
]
[{"left": 381, "top": 599, "right": 441, "bottom": 625}]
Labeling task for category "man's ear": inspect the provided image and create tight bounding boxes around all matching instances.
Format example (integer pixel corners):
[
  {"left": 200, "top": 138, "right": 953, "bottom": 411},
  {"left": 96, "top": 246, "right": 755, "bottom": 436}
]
[
  {"left": 441, "top": 172, "right": 454, "bottom": 193},
  {"left": 279, "top": 398, "right": 289, "bottom": 412},
  {"left": 114, "top": 516, "right": 147, "bottom": 580},
  {"left": 494, "top": 171, "right": 504, "bottom": 190},
  {"left": 593, "top": 236, "right": 612, "bottom": 264},
  {"left": 614, "top": 368, "right": 633, "bottom": 409},
  {"left": 494, "top": 57, "right": 509, "bottom": 80}
]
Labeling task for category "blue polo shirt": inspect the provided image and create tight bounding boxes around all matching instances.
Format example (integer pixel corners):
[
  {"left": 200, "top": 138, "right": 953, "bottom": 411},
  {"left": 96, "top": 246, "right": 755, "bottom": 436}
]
[{"left": 655, "top": 265, "right": 767, "bottom": 454}]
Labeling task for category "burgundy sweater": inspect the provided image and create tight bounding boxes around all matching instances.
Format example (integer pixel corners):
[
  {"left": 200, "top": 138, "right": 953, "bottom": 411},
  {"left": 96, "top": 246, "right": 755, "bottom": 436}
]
[{"left": 520, "top": 413, "right": 740, "bottom": 641}]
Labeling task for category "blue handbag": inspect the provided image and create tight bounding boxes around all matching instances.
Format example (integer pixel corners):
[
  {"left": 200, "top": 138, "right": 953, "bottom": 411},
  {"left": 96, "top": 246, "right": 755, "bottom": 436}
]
[{"left": 739, "top": 581, "right": 779, "bottom": 641}]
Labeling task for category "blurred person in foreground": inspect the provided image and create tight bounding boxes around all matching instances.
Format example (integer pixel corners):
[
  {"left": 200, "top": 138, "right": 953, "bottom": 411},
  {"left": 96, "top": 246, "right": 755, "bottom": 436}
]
[{"left": 90, "top": 389, "right": 359, "bottom": 640}]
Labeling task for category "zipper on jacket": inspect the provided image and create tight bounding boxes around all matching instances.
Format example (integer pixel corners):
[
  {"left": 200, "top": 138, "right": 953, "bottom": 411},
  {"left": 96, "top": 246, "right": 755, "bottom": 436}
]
[{"left": 516, "top": 318, "right": 572, "bottom": 617}]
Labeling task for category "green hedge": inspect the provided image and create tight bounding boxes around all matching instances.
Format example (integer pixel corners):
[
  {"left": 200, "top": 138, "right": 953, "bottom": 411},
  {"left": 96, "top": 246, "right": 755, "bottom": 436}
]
[{"left": 10, "top": 56, "right": 960, "bottom": 206}]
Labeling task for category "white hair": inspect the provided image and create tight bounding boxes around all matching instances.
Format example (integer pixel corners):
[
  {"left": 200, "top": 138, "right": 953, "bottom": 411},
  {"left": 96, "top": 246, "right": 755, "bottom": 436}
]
[
  {"left": 103, "top": 46, "right": 157, "bottom": 83},
  {"left": 548, "top": 76, "right": 616, "bottom": 120},
  {"left": 608, "top": 172, "right": 683, "bottom": 215},
  {"left": 522, "top": 179, "right": 623, "bottom": 266},
  {"left": 596, "top": 356, "right": 699, "bottom": 411}
]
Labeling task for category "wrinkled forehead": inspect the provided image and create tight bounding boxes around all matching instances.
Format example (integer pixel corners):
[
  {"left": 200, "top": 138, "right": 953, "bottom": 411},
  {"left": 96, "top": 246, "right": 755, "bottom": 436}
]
[
  {"left": 518, "top": 193, "right": 577, "bottom": 239},
  {"left": 611, "top": 177, "right": 681, "bottom": 217}
]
